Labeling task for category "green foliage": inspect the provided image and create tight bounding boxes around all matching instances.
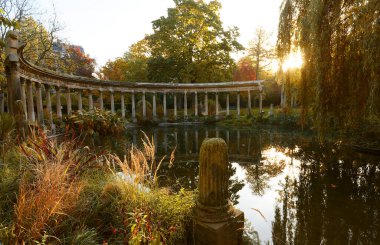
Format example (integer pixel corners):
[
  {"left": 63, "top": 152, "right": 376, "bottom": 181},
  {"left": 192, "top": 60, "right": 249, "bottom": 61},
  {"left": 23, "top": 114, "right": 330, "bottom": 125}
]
[
  {"left": 63, "top": 109, "right": 126, "bottom": 136},
  {"left": 0, "top": 113, "right": 15, "bottom": 141},
  {"left": 277, "top": 0, "right": 380, "bottom": 132}
]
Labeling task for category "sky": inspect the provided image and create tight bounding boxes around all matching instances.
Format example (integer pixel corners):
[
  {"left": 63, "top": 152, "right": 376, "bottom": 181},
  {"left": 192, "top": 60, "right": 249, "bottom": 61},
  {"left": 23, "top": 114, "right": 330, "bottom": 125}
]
[{"left": 35, "top": 0, "right": 283, "bottom": 67}]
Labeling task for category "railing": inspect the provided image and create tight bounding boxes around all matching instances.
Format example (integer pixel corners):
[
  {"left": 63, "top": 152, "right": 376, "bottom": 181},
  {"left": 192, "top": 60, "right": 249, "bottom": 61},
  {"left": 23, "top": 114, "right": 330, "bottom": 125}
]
[{"left": 2, "top": 31, "right": 263, "bottom": 126}]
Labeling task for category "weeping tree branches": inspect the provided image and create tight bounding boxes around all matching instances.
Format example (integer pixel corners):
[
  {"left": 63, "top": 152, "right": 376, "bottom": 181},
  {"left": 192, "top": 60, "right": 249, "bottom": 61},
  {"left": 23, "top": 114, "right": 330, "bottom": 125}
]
[{"left": 277, "top": 0, "right": 380, "bottom": 132}]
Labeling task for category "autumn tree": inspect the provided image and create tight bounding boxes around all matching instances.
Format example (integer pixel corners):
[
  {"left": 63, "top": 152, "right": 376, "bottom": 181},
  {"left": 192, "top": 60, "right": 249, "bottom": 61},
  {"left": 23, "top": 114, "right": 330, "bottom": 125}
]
[
  {"left": 147, "top": 0, "right": 243, "bottom": 83},
  {"left": 233, "top": 56, "right": 256, "bottom": 81},
  {"left": 102, "top": 58, "right": 129, "bottom": 81},
  {"left": 248, "top": 27, "right": 275, "bottom": 80}
]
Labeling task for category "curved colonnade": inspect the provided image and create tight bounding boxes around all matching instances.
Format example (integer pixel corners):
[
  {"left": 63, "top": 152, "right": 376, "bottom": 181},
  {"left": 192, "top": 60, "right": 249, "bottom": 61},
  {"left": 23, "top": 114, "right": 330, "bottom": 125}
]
[{"left": 3, "top": 31, "right": 263, "bottom": 126}]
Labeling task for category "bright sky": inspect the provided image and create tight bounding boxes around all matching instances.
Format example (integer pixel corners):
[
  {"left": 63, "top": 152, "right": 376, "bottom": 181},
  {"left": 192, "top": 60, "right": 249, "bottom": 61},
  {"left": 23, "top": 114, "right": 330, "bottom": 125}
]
[{"left": 35, "top": 0, "right": 283, "bottom": 67}]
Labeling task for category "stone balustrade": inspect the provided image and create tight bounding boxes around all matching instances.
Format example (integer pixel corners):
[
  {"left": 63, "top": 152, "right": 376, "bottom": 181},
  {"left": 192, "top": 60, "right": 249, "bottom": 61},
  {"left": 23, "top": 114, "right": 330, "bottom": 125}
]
[{"left": 2, "top": 31, "right": 264, "bottom": 126}]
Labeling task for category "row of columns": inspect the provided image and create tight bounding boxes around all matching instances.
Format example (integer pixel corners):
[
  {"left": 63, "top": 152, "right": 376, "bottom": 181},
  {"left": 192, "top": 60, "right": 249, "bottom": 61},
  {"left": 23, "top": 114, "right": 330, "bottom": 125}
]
[{"left": 7, "top": 78, "right": 263, "bottom": 126}]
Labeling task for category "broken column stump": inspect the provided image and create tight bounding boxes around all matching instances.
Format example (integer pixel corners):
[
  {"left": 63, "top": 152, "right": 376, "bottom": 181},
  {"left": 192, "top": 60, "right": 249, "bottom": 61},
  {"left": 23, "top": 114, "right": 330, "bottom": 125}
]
[{"left": 193, "top": 138, "right": 244, "bottom": 245}]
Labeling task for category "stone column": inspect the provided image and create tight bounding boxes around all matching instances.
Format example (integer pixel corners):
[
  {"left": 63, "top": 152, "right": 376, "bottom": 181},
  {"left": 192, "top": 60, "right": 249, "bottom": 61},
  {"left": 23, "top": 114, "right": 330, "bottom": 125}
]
[
  {"left": 88, "top": 91, "right": 94, "bottom": 111},
  {"left": 121, "top": 93, "right": 125, "bottom": 118},
  {"left": 142, "top": 92, "right": 146, "bottom": 119},
  {"left": 45, "top": 85, "right": 53, "bottom": 126},
  {"left": 26, "top": 80, "right": 35, "bottom": 122},
  {"left": 184, "top": 91, "right": 187, "bottom": 118},
  {"left": 194, "top": 92, "right": 198, "bottom": 117},
  {"left": 152, "top": 92, "right": 157, "bottom": 120},
  {"left": 131, "top": 91, "right": 137, "bottom": 123},
  {"left": 110, "top": 91, "right": 115, "bottom": 114},
  {"left": 35, "top": 83, "right": 44, "bottom": 125},
  {"left": 174, "top": 93, "right": 177, "bottom": 118},
  {"left": 99, "top": 90, "right": 104, "bottom": 110},
  {"left": 78, "top": 90, "right": 83, "bottom": 113},
  {"left": 66, "top": 87, "right": 72, "bottom": 116},
  {"left": 204, "top": 92, "right": 208, "bottom": 116},
  {"left": 194, "top": 138, "right": 244, "bottom": 245},
  {"left": 259, "top": 88, "right": 263, "bottom": 115},
  {"left": 215, "top": 92, "right": 219, "bottom": 118},
  {"left": 247, "top": 90, "right": 252, "bottom": 116},
  {"left": 20, "top": 77, "right": 27, "bottom": 119},
  {"left": 237, "top": 91, "right": 240, "bottom": 119},
  {"left": 56, "top": 86, "right": 62, "bottom": 119},
  {"left": 5, "top": 31, "right": 21, "bottom": 115},
  {"left": 226, "top": 94, "right": 230, "bottom": 116},
  {"left": 163, "top": 92, "right": 167, "bottom": 119}
]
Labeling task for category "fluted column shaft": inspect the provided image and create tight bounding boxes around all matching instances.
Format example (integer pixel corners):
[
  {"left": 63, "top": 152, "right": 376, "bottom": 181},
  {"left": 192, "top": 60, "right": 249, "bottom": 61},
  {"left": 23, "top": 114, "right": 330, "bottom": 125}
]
[
  {"left": 237, "top": 91, "right": 240, "bottom": 119},
  {"left": 36, "top": 83, "right": 44, "bottom": 124},
  {"left": 132, "top": 92, "right": 136, "bottom": 122},
  {"left": 163, "top": 93, "right": 167, "bottom": 119},
  {"left": 247, "top": 90, "right": 252, "bottom": 116},
  {"left": 215, "top": 92, "right": 219, "bottom": 117},
  {"left": 194, "top": 92, "right": 198, "bottom": 116},
  {"left": 20, "top": 78, "right": 27, "bottom": 118},
  {"left": 204, "top": 93, "right": 208, "bottom": 116},
  {"left": 66, "top": 88, "right": 72, "bottom": 116},
  {"left": 142, "top": 92, "right": 146, "bottom": 119},
  {"left": 121, "top": 93, "right": 125, "bottom": 118},
  {"left": 88, "top": 92, "right": 93, "bottom": 111},
  {"left": 56, "top": 86, "right": 62, "bottom": 119},
  {"left": 78, "top": 90, "right": 82, "bottom": 113},
  {"left": 45, "top": 85, "right": 53, "bottom": 126},
  {"left": 152, "top": 93, "right": 157, "bottom": 119},
  {"left": 110, "top": 91, "right": 115, "bottom": 114},
  {"left": 26, "top": 80, "right": 35, "bottom": 121},
  {"left": 226, "top": 94, "right": 230, "bottom": 116},
  {"left": 184, "top": 91, "right": 187, "bottom": 117}
]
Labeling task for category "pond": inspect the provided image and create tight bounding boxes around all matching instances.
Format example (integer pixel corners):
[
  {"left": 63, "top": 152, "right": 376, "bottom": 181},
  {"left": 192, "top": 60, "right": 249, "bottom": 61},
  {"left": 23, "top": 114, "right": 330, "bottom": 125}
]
[{"left": 93, "top": 126, "right": 380, "bottom": 244}]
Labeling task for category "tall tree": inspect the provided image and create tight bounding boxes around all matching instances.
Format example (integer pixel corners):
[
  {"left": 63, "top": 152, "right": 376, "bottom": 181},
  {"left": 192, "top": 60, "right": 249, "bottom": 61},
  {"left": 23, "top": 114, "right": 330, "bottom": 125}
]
[
  {"left": 233, "top": 56, "right": 256, "bottom": 81},
  {"left": 147, "top": 0, "right": 243, "bottom": 83},
  {"left": 248, "top": 27, "right": 275, "bottom": 80}
]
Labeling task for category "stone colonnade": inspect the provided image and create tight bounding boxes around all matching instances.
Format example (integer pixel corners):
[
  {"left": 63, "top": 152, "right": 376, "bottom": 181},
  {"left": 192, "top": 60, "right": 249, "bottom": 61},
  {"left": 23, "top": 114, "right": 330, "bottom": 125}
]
[{"left": 3, "top": 31, "right": 263, "bottom": 126}]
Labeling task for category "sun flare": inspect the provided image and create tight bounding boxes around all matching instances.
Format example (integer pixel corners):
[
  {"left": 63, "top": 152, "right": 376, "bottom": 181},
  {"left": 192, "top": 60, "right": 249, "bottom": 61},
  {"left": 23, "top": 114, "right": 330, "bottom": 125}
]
[{"left": 282, "top": 50, "right": 303, "bottom": 71}]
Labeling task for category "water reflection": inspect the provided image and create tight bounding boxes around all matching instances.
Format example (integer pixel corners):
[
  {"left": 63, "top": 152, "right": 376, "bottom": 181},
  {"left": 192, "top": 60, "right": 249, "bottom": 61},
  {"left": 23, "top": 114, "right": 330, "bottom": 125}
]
[{"left": 93, "top": 126, "right": 380, "bottom": 244}]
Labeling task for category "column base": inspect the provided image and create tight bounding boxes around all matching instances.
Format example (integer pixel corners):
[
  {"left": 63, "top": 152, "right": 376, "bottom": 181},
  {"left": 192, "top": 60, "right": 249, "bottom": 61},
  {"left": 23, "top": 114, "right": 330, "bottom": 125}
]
[{"left": 193, "top": 208, "right": 244, "bottom": 245}]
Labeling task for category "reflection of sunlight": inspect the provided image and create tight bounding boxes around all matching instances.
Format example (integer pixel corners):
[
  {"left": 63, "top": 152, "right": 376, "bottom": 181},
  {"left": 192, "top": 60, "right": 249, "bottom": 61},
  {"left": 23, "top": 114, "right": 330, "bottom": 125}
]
[{"left": 234, "top": 147, "right": 301, "bottom": 243}]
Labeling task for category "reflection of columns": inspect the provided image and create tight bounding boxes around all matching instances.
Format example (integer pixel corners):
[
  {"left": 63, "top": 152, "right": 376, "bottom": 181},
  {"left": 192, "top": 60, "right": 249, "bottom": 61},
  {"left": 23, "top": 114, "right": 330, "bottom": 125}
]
[
  {"left": 216, "top": 128, "right": 219, "bottom": 138},
  {"left": 45, "top": 85, "right": 53, "bottom": 126},
  {"left": 226, "top": 131, "right": 230, "bottom": 146},
  {"left": 66, "top": 88, "right": 72, "bottom": 116},
  {"left": 237, "top": 91, "right": 240, "bottom": 119},
  {"left": 164, "top": 131, "right": 168, "bottom": 153},
  {"left": 205, "top": 130, "right": 209, "bottom": 138},
  {"left": 184, "top": 131, "right": 188, "bottom": 154},
  {"left": 20, "top": 78, "right": 27, "bottom": 118},
  {"left": 163, "top": 92, "right": 167, "bottom": 119},
  {"left": 132, "top": 129, "right": 137, "bottom": 145},
  {"left": 194, "top": 92, "right": 198, "bottom": 116},
  {"left": 121, "top": 93, "right": 125, "bottom": 118},
  {"left": 248, "top": 90, "right": 252, "bottom": 116},
  {"left": 184, "top": 91, "right": 187, "bottom": 118},
  {"left": 26, "top": 80, "right": 35, "bottom": 121},
  {"left": 174, "top": 130, "right": 178, "bottom": 147},
  {"left": 110, "top": 91, "right": 115, "bottom": 114},
  {"left": 36, "top": 83, "right": 44, "bottom": 124},
  {"left": 237, "top": 130, "right": 241, "bottom": 154},
  {"left": 88, "top": 91, "right": 93, "bottom": 111},
  {"left": 152, "top": 92, "right": 157, "bottom": 120},
  {"left": 195, "top": 130, "right": 199, "bottom": 152},
  {"left": 78, "top": 90, "right": 82, "bottom": 113},
  {"left": 99, "top": 90, "right": 104, "bottom": 110},
  {"left": 142, "top": 92, "right": 146, "bottom": 119},
  {"left": 131, "top": 91, "right": 136, "bottom": 123},
  {"left": 174, "top": 93, "right": 177, "bottom": 118},
  {"left": 153, "top": 129, "right": 158, "bottom": 154},
  {"left": 226, "top": 93, "right": 230, "bottom": 116},
  {"left": 205, "top": 92, "right": 208, "bottom": 116},
  {"left": 215, "top": 92, "right": 219, "bottom": 117}
]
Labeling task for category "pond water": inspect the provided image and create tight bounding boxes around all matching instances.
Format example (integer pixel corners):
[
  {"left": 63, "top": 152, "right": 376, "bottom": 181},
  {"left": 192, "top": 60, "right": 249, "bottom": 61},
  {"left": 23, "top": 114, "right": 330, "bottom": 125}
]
[{"left": 94, "top": 126, "right": 380, "bottom": 244}]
